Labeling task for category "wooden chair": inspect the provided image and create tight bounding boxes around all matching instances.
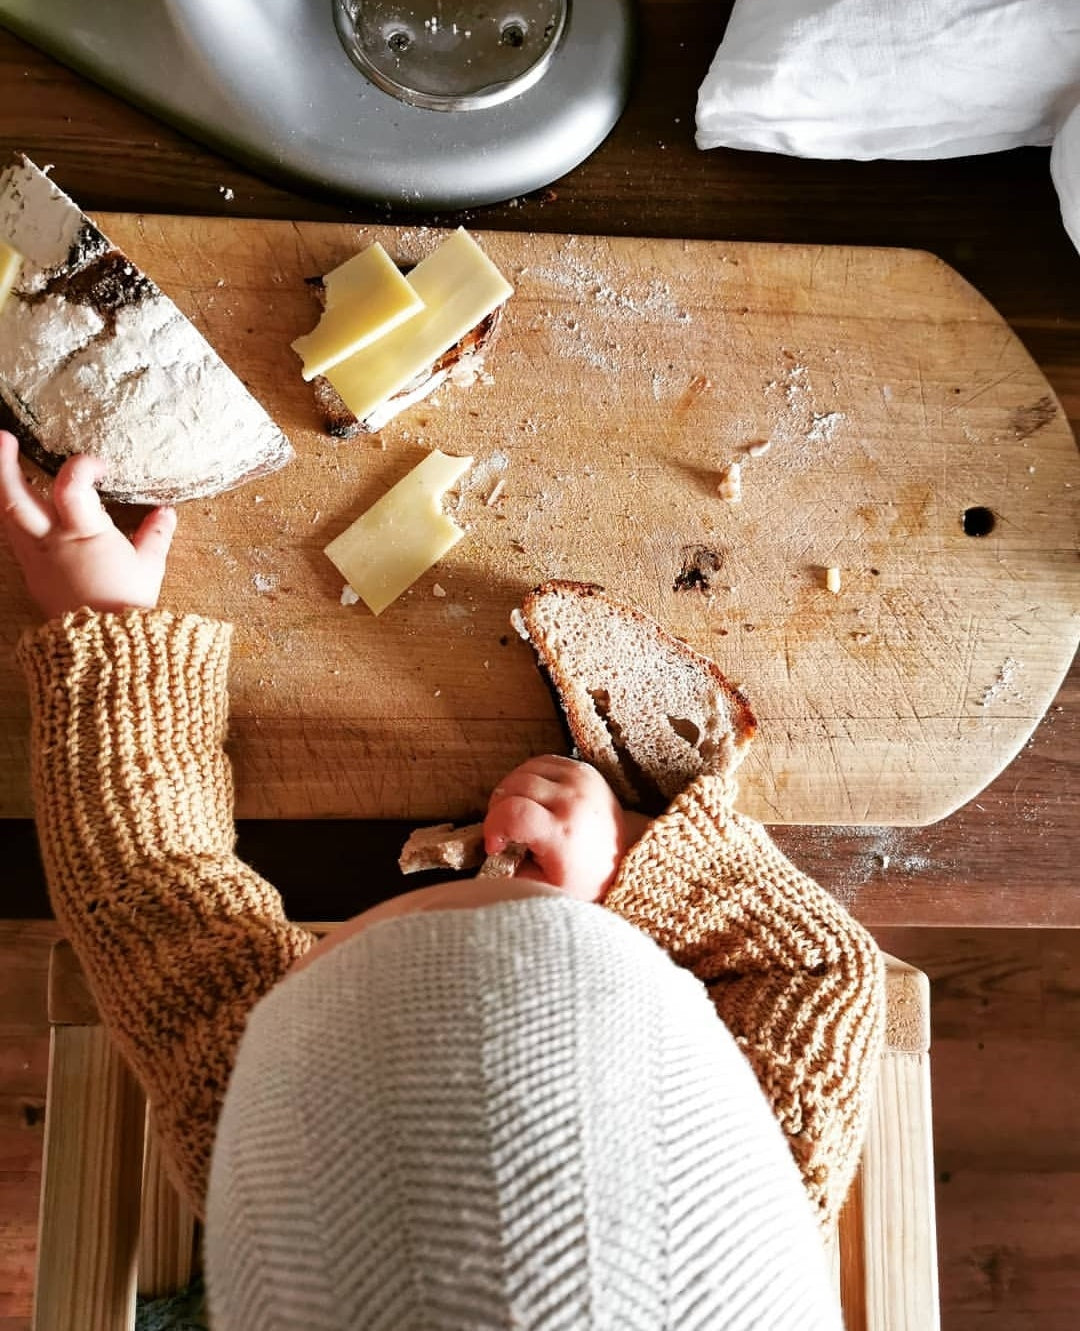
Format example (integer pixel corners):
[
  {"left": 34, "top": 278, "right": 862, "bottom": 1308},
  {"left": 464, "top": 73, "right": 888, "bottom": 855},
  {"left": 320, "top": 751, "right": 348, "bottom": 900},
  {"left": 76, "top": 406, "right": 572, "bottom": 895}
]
[{"left": 33, "top": 944, "right": 939, "bottom": 1330}]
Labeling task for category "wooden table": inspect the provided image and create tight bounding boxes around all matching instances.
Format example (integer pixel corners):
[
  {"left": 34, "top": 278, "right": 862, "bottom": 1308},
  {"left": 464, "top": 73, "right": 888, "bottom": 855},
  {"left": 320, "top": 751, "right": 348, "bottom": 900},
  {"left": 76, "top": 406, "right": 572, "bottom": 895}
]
[{"left": 2, "top": 5, "right": 1078, "bottom": 927}]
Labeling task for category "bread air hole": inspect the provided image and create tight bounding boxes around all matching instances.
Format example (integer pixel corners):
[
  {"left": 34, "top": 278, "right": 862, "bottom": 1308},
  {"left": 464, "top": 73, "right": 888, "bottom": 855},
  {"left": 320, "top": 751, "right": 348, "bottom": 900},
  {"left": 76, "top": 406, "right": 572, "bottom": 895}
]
[{"left": 667, "top": 715, "right": 701, "bottom": 747}]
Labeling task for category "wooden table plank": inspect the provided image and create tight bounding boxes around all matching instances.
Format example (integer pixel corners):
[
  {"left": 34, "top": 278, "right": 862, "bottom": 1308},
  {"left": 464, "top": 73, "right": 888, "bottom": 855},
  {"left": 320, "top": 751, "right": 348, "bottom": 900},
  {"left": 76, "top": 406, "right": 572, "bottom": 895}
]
[{"left": 0, "top": 11, "right": 1077, "bottom": 926}]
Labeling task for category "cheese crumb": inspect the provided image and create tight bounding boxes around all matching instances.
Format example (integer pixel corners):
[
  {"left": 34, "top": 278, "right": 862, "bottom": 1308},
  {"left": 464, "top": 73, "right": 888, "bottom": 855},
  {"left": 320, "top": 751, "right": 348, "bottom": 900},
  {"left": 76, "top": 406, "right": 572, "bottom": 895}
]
[
  {"left": 717, "top": 461, "right": 742, "bottom": 503},
  {"left": 340, "top": 584, "right": 360, "bottom": 606},
  {"left": 746, "top": 439, "right": 772, "bottom": 458},
  {"left": 824, "top": 566, "right": 842, "bottom": 594},
  {"left": 432, "top": 583, "right": 447, "bottom": 598}
]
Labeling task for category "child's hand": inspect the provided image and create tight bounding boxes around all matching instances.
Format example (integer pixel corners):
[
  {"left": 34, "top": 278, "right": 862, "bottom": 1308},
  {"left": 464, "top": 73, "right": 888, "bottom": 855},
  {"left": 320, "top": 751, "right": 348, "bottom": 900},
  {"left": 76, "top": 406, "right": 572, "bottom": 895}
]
[
  {"left": 0, "top": 431, "right": 177, "bottom": 619},
  {"left": 484, "top": 754, "right": 650, "bottom": 903}
]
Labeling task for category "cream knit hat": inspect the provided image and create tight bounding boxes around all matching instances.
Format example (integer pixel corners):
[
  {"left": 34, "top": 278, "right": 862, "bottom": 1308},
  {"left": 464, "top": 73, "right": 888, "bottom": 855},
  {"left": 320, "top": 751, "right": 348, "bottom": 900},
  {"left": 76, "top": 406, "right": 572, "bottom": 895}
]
[{"left": 205, "top": 897, "right": 842, "bottom": 1330}]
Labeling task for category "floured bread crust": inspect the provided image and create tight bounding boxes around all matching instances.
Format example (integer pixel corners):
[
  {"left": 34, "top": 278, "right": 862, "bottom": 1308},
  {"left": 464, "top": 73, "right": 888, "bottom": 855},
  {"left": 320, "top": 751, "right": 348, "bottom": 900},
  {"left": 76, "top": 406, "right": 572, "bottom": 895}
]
[{"left": 0, "top": 155, "right": 293, "bottom": 505}]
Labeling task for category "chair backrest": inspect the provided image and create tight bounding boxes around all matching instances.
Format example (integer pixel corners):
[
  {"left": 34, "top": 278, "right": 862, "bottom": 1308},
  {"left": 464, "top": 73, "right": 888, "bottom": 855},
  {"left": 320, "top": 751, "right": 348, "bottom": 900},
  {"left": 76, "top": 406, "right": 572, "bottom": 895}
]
[{"left": 34, "top": 942, "right": 939, "bottom": 1330}]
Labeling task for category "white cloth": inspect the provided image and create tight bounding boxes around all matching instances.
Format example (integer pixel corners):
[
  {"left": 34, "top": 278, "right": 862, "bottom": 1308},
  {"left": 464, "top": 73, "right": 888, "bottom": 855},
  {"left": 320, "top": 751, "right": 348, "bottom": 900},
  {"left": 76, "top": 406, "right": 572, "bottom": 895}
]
[
  {"left": 696, "top": 0, "right": 1080, "bottom": 160},
  {"left": 206, "top": 897, "right": 843, "bottom": 1330},
  {"left": 1052, "top": 101, "right": 1080, "bottom": 254}
]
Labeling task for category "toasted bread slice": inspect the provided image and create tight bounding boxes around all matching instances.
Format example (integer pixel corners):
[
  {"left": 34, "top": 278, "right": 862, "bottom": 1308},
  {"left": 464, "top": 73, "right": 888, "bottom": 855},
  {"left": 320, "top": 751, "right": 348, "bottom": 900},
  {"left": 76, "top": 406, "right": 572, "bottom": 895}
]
[
  {"left": 0, "top": 155, "right": 293, "bottom": 505},
  {"left": 518, "top": 580, "right": 757, "bottom": 812}
]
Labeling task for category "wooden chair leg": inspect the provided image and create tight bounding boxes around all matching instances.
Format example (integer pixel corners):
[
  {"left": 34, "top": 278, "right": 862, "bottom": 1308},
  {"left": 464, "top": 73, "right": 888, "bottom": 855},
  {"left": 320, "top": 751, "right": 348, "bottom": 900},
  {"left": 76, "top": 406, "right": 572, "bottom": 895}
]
[
  {"left": 33, "top": 1022, "right": 146, "bottom": 1331},
  {"left": 836, "top": 955, "right": 941, "bottom": 1331},
  {"left": 138, "top": 1119, "right": 198, "bottom": 1298}
]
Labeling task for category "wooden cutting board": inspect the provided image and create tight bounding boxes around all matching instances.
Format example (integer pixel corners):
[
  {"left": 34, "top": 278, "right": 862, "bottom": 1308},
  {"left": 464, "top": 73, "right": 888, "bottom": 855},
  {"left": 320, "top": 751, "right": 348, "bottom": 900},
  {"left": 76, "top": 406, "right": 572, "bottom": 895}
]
[{"left": 1, "top": 218, "right": 1078, "bottom": 825}]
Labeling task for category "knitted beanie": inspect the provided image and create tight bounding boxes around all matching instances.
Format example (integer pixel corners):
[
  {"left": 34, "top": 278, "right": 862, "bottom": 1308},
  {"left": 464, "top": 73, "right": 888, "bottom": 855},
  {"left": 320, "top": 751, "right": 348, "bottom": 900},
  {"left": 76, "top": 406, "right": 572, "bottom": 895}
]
[{"left": 205, "top": 897, "right": 842, "bottom": 1331}]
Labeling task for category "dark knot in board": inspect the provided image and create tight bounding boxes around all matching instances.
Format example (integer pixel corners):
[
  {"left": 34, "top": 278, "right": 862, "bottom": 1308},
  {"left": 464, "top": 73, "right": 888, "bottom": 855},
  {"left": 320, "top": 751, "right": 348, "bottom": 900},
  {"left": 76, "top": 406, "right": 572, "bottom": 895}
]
[{"left": 674, "top": 545, "right": 724, "bottom": 593}]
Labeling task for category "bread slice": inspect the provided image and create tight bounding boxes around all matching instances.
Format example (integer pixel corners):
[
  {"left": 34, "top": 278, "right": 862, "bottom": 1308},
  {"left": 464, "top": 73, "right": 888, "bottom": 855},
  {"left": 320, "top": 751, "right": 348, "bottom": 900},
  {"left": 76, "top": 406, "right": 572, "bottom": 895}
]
[
  {"left": 309, "top": 283, "right": 503, "bottom": 436},
  {"left": 518, "top": 580, "right": 757, "bottom": 812},
  {"left": 0, "top": 154, "right": 293, "bottom": 504},
  {"left": 397, "top": 580, "right": 756, "bottom": 872}
]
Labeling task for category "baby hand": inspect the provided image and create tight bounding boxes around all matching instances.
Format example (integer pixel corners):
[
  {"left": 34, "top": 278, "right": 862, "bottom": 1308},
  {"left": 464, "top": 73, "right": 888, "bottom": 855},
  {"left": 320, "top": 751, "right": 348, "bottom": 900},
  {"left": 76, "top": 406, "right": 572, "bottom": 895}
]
[
  {"left": 484, "top": 754, "right": 649, "bottom": 903},
  {"left": 0, "top": 431, "right": 177, "bottom": 619}
]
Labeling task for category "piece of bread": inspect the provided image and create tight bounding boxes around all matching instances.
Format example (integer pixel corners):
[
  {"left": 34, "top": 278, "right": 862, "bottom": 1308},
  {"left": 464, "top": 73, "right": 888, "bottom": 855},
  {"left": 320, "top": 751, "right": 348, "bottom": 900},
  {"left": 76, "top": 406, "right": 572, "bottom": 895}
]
[
  {"left": 518, "top": 580, "right": 757, "bottom": 813},
  {"left": 398, "top": 820, "right": 525, "bottom": 879},
  {"left": 0, "top": 154, "right": 293, "bottom": 505},
  {"left": 398, "top": 821, "right": 486, "bottom": 874},
  {"left": 476, "top": 842, "right": 528, "bottom": 878},
  {"left": 308, "top": 277, "right": 503, "bottom": 437}
]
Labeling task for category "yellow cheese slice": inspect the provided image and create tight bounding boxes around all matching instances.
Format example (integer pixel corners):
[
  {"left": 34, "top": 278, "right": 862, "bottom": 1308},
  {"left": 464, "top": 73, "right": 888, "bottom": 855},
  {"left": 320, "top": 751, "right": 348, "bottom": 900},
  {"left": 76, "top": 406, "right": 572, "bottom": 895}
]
[
  {"left": 325, "top": 449, "right": 474, "bottom": 615},
  {"left": 0, "top": 240, "right": 22, "bottom": 313},
  {"left": 325, "top": 228, "right": 513, "bottom": 424},
  {"left": 291, "top": 242, "right": 424, "bottom": 381}
]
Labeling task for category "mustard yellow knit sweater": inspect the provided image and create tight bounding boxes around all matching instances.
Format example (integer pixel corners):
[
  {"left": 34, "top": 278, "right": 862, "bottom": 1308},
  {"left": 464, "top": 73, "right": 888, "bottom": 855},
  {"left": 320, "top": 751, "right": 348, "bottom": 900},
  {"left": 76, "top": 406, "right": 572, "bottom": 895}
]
[{"left": 19, "top": 608, "right": 884, "bottom": 1233}]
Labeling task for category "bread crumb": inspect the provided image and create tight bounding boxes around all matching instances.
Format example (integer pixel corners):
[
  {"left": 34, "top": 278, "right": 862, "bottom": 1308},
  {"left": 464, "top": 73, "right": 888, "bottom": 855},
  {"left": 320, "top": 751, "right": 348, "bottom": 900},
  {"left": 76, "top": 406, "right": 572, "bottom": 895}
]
[
  {"left": 717, "top": 461, "right": 742, "bottom": 503},
  {"left": 824, "top": 566, "right": 841, "bottom": 594},
  {"left": 510, "top": 607, "right": 530, "bottom": 640},
  {"left": 432, "top": 583, "right": 447, "bottom": 598},
  {"left": 746, "top": 439, "right": 772, "bottom": 458},
  {"left": 340, "top": 584, "right": 360, "bottom": 606},
  {"left": 218, "top": 185, "right": 235, "bottom": 202}
]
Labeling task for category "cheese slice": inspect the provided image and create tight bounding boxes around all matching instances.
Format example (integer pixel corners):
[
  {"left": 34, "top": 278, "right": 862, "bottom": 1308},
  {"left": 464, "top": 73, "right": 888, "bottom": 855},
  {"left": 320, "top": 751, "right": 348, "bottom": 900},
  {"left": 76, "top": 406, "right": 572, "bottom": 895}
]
[
  {"left": 325, "top": 449, "right": 473, "bottom": 615},
  {"left": 291, "top": 242, "right": 424, "bottom": 381},
  {"left": 324, "top": 229, "right": 513, "bottom": 424},
  {"left": 0, "top": 241, "right": 21, "bottom": 313}
]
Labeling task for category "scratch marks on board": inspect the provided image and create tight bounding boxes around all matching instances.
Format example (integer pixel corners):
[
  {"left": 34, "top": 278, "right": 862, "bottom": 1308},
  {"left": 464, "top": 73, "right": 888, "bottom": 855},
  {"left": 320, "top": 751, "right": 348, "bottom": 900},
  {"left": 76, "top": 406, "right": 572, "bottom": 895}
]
[{"left": 1009, "top": 395, "right": 1058, "bottom": 441}]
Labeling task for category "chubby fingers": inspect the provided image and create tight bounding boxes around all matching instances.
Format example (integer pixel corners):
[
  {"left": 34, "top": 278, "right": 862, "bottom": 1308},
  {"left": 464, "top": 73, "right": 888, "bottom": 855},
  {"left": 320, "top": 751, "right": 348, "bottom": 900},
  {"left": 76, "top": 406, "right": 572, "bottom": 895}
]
[
  {"left": 487, "top": 755, "right": 587, "bottom": 821},
  {"left": 0, "top": 430, "right": 51, "bottom": 540},
  {"left": 131, "top": 505, "right": 178, "bottom": 564},
  {"left": 489, "top": 755, "right": 589, "bottom": 802},
  {"left": 484, "top": 793, "right": 572, "bottom": 886},
  {"left": 51, "top": 454, "right": 110, "bottom": 536},
  {"left": 485, "top": 755, "right": 593, "bottom": 883}
]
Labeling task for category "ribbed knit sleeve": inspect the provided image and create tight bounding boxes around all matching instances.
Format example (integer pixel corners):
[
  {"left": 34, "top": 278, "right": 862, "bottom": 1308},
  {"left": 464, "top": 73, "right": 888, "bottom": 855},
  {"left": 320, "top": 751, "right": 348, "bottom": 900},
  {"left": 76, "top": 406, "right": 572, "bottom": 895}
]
[
  {"left": 604, "top": 774, "right": 885, "bottom": 1233},
  {"left": 18, "top": 609, "right": 315, "bottom": 1217}
]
